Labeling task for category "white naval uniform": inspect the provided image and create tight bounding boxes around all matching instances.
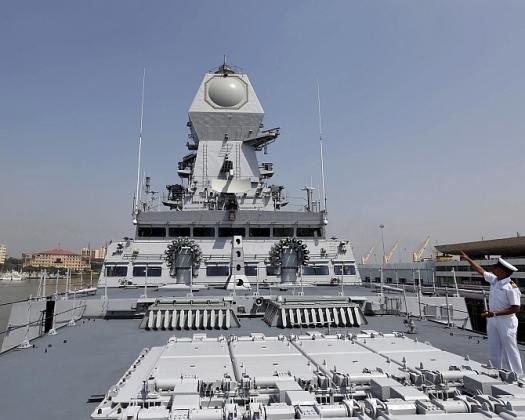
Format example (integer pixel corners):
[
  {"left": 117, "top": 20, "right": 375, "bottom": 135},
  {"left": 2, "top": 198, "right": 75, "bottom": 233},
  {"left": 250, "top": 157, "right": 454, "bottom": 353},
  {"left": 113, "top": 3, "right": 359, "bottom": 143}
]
[{"left": 484, "top": 272, "right": 523, "bottom": 375}]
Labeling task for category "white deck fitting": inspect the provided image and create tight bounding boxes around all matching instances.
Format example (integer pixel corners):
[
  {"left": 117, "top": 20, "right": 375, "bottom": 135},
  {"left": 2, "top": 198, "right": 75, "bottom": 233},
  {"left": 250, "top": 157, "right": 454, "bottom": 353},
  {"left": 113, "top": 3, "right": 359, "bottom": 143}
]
[
  {"left": 229, "top": 335, "right": 316, "bottom": 385},
  {"left": 92, "top": 332, "right": 525, "bottom": 420},
  {"left": 290, "top": 335, "right": 392, "bottom": 384},
  {"left": 353, "top": 334, "right": 492, "bottom": 381}
]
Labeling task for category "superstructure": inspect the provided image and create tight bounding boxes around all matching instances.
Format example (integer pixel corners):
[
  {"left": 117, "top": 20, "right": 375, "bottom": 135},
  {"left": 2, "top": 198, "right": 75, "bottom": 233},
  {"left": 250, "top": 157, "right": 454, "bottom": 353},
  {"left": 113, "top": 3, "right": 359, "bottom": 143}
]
[{"left": 103, "top": 61, "right": 356, "bottom": 290}]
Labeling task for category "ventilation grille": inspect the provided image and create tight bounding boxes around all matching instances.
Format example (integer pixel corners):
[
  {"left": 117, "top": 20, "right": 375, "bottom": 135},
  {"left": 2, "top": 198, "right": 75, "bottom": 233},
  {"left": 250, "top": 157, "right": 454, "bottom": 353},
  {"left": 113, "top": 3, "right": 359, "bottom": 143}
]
[
  {"left": 263, "top": 301, "right": 367, "bottom": 329},
  {"left": 141, "top": 307, "right": 240, "bottom": 330}
]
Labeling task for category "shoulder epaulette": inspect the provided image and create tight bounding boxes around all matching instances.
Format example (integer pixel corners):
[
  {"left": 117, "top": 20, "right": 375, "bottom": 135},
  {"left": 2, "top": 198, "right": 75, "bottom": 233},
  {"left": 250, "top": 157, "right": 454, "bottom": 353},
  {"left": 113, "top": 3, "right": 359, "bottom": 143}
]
[{"left": 511, "top": 281, "right": 518, "bottom": 288}]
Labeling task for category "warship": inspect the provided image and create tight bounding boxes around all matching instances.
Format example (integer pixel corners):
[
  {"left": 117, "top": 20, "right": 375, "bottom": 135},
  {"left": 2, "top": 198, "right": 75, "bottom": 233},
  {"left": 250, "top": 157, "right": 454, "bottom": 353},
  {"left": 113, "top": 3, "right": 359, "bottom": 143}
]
[{"left": 2, "top": 62, "right": 525, "bottom": 420}]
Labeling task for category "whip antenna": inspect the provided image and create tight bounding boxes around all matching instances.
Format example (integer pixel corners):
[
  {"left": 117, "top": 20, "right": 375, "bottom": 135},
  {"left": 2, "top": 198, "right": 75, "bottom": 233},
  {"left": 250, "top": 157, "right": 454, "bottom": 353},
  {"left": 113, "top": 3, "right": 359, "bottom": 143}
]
[
  {"left": 134, "top": 68, "right": 146, "bottom": 220},
  {"left": 317, "top": 74, "right": 327, "bottom": 213}
]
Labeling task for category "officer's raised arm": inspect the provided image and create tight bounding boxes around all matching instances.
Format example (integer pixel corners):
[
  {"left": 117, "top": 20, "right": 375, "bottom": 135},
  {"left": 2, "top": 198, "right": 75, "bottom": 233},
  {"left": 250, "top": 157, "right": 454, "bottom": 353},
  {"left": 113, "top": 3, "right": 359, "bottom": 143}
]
[{"left": 460, "top": 251, "right": 485, "bottom": 276}]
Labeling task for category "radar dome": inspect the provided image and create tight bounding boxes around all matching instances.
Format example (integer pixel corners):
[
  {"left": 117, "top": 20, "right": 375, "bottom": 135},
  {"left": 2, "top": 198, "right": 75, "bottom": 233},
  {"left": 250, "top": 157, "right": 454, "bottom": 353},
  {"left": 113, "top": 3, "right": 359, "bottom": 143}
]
[{"left": 207, "top": 76, "right": 246, "bottom": 108}]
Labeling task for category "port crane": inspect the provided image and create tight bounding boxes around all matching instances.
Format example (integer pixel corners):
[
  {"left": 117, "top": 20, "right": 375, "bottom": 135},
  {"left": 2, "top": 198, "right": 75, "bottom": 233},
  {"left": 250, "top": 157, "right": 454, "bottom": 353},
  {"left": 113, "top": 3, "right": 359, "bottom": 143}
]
[
  {"left": 413, "top": 236, "right": 431, "bottom": 262},
  {"left": 383, "top": 241, "right": 399, "bottom": 263},
  {"left": 361, "top": 244, "right": 375, "bottom": 265}
]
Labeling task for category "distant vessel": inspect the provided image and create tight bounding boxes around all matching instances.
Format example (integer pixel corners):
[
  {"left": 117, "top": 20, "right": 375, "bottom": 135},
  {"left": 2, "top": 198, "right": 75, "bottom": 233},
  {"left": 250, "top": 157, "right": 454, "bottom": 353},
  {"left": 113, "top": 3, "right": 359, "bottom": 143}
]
[
  {"left": 1, "top": 62, "right": 524, "bottom": 420},
  {"left": 0, "top": 270, "right": 26, "bottom": 281}
]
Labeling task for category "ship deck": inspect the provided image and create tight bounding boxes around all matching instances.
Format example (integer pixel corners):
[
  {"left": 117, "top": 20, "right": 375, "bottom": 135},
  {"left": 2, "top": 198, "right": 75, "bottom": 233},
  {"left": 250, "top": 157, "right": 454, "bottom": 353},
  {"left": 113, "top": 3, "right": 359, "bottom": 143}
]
[{"left": 1, "top": 286, "right": 522, "bottom": 419}]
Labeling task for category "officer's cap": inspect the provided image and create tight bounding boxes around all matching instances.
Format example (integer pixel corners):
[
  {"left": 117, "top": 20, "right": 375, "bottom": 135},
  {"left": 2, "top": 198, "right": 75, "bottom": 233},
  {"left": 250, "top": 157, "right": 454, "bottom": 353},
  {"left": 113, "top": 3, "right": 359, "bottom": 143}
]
[{"left": 493, "top": 258, "right": 518, "bottom": 272}]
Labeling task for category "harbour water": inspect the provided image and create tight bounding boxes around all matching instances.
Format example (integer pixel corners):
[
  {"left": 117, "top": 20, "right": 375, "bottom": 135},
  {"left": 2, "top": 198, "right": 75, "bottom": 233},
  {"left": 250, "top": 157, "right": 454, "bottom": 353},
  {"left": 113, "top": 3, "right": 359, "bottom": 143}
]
[{"left": 0, "top": 276, "right": 93, "bottom": 348}]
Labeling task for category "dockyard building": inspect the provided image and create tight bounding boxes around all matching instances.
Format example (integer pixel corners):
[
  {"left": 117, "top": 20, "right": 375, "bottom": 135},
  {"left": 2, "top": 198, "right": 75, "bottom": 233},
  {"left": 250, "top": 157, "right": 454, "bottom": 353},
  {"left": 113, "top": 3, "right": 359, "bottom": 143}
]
[
  {"left": 0, "top": 244, "right": 6, "bottom": 264},
  {"left": 434, "top": 236, "right": 525, "bottom": 289},
  {"left": 22, "top": 248, "right": 90, "bottom": 271},
  {"left": 80, "top": 246, "right": 107, "bottom": 260},
  {"left": 357, "top": 236, "right": 525, "bottom": 290}
]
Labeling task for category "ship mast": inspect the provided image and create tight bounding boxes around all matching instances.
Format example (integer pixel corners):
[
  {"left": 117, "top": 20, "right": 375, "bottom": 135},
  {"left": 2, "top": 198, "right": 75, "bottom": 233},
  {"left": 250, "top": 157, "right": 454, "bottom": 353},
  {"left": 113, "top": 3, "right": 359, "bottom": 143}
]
[
  {"left": 133, "top": 68, "right": 146, "bottom": 224},
  {"left": 317, "top": 74, "right": 327, "bottom": 214}
]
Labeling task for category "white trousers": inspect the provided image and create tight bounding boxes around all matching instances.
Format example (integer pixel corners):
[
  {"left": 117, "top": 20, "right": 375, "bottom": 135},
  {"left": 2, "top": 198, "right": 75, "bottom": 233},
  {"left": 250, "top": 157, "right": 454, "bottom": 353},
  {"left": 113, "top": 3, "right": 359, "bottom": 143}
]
[{"left": 486, "top": 315, "right": 523, "bottom": 375}]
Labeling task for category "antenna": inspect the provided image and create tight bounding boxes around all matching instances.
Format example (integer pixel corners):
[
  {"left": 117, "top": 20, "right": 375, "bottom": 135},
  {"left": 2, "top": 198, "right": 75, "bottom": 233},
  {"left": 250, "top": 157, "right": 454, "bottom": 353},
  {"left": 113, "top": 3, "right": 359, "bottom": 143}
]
[
  {"left": 317, "top": 74, "right": 327, "bottom": 213},
  {"left": 141, "top": 171, "right": 146, "bottom": 200},
  {"left": 134, "top": 68, "right": 146, "bottom": 219}
]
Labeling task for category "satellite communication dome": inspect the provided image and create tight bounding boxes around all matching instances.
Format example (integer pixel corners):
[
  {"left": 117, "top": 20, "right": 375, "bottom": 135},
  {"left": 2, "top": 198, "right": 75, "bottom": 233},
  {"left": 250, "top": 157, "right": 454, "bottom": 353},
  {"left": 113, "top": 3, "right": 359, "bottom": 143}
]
[{"left": 206, "top": 76, "right": 247, "bottom": 108}]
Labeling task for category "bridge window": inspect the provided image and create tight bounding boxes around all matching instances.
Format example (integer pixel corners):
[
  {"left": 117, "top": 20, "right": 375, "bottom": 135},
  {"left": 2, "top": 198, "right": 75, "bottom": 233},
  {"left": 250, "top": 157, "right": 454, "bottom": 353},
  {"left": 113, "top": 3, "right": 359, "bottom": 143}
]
[
  {"left": 138, "top": 227, "right": 166, "bottom": 238},
  {"left": 169, "top": 227, "right": 191, "bottom": 237},
  {"left": 297, "top": 227, "right": 323, "bottom": 238},
  {"left": 249, "top": 227, "right": 271, "bottom": 237},
  {"left": 132, "top": 266, "right": 162, "bottom": 277},
  {"left": 106, "top": 265, "right": 128, "bottom": 277},
  {"left": 245, "top": 266, "right": 258, "bottom": 276},
  {"left": 193, "top": 227, "right": 215, "bottom": 237},
  {"left": 266, "top": 266, "right": 279, "bottom": 276},
  {"left": 218, "top": 227, "right": 246, "bottom": 237},
  {"left": 206, "top": 266, "right": 229, "bottom": 276},
  {"left": 273, "top": 227, "right": 294, "bottom": 237},
  {"left": 303, "top": 266, "right": 329, "bottom": 275},
  {"left": 334, "top": 265, "right": 356, "bottom": 275}
]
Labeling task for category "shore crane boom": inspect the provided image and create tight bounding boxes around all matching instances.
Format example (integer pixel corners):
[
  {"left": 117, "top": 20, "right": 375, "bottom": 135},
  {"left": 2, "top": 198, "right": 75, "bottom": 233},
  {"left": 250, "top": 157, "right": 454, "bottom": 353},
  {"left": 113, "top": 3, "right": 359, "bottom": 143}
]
[
  {"left": 383, "top": 241, "right": 399, "bottom": 263},
  {"left": 413, "top": 236, "right": 431, "bottom": 262},
  {"left": 361, "top": 244, "right": 375, "bottom": 265}
]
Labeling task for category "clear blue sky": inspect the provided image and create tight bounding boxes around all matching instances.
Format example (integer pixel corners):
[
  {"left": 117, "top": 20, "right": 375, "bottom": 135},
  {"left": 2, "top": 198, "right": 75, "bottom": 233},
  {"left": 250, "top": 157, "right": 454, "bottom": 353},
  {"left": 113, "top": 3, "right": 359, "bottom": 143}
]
[{"left": 1, "top": 1, "right": 525, "bottom": 262}]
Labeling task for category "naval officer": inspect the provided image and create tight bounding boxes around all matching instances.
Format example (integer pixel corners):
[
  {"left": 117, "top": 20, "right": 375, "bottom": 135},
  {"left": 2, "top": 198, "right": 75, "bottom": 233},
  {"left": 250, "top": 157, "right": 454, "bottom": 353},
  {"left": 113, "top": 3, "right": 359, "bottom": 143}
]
[{"left": 460, "top": 251, "right": 523, "bottom": 375}]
